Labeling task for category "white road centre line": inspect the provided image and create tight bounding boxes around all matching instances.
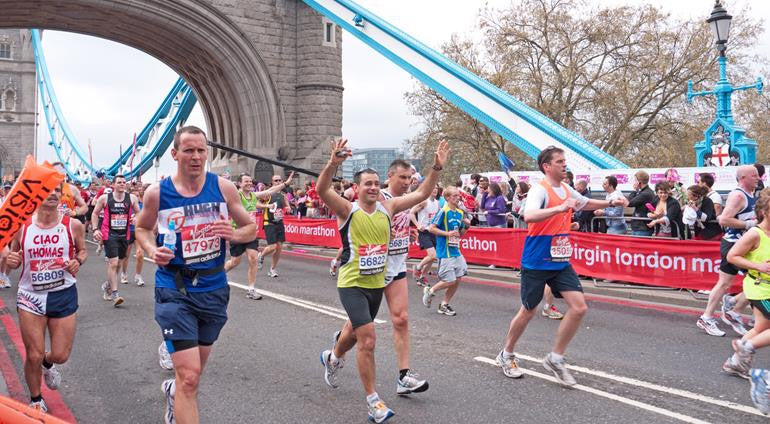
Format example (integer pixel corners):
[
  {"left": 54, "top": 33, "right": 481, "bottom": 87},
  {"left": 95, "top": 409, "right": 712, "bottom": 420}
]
[
  {"left": 228, "top": 281, "right": 386, "bottom": 324},
  {"left": 511, "top": 353, "right": 762, "bottom": 417},
  {"left": 474, "top": 356, "right": 711, "bottom": 424}
]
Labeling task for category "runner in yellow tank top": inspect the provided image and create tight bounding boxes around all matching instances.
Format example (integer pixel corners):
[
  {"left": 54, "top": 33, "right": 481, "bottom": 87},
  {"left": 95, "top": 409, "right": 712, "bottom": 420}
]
[
  {"left": 724, "top": 189, "right": 770, "bottom": 396},
  {"left": 316, "top": 138, "right": 449, "bottom": 423}
]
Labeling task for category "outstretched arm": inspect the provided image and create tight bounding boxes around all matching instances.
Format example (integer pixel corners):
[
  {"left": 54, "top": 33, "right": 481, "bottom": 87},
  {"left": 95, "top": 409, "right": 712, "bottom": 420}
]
[
  {"left": 317, "top": 138, "right": 353, "bottom": 223},
  {"left": 386, "top": 140, "right": 449, "bottom": 215}
]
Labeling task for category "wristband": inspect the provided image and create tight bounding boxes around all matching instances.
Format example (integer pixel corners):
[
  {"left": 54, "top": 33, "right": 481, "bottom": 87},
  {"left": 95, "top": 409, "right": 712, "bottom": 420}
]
[
  {"left": 432, "top": 164, "right": 443, "bottom": 171},
  {"left": 76, "top": 257, "right": 84, "bottom": 265}
]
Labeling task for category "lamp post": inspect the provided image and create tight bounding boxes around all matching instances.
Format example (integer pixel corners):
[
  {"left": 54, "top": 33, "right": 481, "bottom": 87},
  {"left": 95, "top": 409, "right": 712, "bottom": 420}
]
[{"left": 688, "top": 1, "right": 763, "bottom": 167}]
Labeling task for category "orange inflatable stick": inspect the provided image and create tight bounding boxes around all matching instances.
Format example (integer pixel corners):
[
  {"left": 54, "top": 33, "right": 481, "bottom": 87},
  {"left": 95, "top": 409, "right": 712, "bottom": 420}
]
[
  {"left": 0, "top": 395, "right": 71, "bottom": 423},
  {"left": 0, "top": 156, "right": 65, "bottom": 252}
]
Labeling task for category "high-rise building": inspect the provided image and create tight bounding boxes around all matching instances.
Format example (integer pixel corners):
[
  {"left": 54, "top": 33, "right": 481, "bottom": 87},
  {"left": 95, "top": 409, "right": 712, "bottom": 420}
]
[
  {"left": 0, "top": 29, "right": 36, "bottom": 179},
  {"left": 341, "top": 148, "right": 422, "bottom": 180}
]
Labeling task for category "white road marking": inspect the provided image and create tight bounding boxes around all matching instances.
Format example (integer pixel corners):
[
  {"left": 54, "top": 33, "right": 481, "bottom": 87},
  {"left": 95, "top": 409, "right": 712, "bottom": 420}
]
[
  {"left": 228, "top": 281, "right": 386, "bottom": 324},
  {"left": 474, "top": 356, "right": 711, "bottom": 424},
  {"left": 511, "top": 352, "right": 762, "bottom": 417}
]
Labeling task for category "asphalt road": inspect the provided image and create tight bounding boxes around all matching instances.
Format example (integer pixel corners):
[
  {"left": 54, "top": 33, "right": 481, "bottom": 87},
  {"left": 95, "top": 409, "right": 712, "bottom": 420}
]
[{"left": 0, "top": 242, "right": 767, "bottom": 423}]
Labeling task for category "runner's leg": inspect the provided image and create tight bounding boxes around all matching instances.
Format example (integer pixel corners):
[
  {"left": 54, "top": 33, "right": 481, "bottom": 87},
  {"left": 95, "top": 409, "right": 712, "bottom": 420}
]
[
  {"left": 107, "top": 257, "right": 120, "bottom": 293},
  {"left": 384, "top": 279, "right": 409, "bottom": 370},
  {"left": 354, "top": 323, "right": 377, "bottom": 395},
  {"left": 246, "top": 249, "right": 259, "bottom": 290},
  {"left": 224, "top": 255, "right": 242, "bottom": 272},
  {"left": 135, "top": 246, "right": 144, "bottom": 279},
  {"left": 171, "top": 346, "right": 212, "bottom": 424},
  {"left": 18, "top": 310, "right": 47, "bottom": 398},
  {"left": 46, "top": 314, "right": 77, "bottom": 365},
  {"left": 333, "top": 320, "right": 356, "bottom": 359},
  {"left": 503, "top": 306, "right": 536, "bottom": 354},
  {"left": 552, "top": 291, "right": 589, "bottom": 355},
  {"left": 704, "top": 271, "right": 736, "bottom": 318},
  {"left": 418, "top": 247, "right": 436, "bottom": 276},
  {"left": 442, "top": 279, "right": 459, "bottom": 304},
  {"left": 271, "top": 242, "right": 282, "bottom": 270}
]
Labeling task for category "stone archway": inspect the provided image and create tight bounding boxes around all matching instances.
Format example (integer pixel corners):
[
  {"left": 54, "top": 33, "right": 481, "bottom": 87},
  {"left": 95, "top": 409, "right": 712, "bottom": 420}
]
[{"left": 0, "top": 1, "right": 343, "bottom": 172}]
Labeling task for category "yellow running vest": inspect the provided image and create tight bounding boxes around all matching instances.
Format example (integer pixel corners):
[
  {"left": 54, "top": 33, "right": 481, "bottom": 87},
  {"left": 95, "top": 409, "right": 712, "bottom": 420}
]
[
  {"left": 743, "top": 227, "right": 770, "bottom": 300},
  {"left": 337, "top": 202, "right": 391, "bottom": 289}
]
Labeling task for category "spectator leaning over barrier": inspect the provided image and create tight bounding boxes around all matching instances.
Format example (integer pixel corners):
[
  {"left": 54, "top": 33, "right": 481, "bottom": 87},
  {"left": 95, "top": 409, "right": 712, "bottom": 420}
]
[
  {"left": 684, "top": 185, "right": 721, "bottom": 241},
  {"left": 699, "top": 173, "right": 723, "bottom": 216},
  {"left": 626, "top": 170, "right": 656, "bottom": 237},
  {"left": 593, "top": 176, "right": 627, "bottom": 235},
  {"left": 647, "top": 182, "right": 683, "bottom": 238},
  {"left": 482, "top": 182, "right": 508, "bottom": 228}
]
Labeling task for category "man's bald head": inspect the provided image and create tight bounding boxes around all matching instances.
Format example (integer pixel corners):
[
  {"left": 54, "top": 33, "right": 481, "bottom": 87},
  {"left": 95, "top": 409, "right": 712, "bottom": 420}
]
[
  {"left": 736, "top": 165, "right": 758, "bottom": 180},
  {"left": 736, "top": 164, "right": 760, "bottom": 192}
]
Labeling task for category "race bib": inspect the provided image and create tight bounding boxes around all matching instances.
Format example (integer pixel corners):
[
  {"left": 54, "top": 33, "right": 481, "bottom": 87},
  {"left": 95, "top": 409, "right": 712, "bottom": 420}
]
[
  {"left": 550, "top": 235, "right": 572, "bottom": 261},
  {"left": 30, "top": 258, "right": 67, "bottom": 291},
  {"left": 388, "top": 236, "right": 410, "bottom": 255},
  {"left": 274, "top": 208, "right": 284, "bottom": 221},
  {"left": 110, "top": 213, "right": 128, "bottom": 229},
  {"left": 448, "top": 235, "right": 460, "bottom": 248},
  {"left": 358, "top": 244, "right": 387, "bottom": 275},
  {"left": 181, "top": 224, "right": 221, "bottom": 264}
]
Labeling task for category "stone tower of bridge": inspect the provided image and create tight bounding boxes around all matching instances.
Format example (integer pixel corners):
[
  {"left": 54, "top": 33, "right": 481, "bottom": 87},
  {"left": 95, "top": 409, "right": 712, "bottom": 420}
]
[
  {"left": 0, "top": 0, "right": 344, "bottom": 185},
  {"left": 0, "top": 29, "right": 36, "bottom": 179}
]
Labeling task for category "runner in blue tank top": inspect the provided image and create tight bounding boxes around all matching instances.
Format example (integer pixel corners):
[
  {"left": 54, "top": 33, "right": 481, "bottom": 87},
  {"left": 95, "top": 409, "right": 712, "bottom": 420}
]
[{"left": 135, "top": 126, "right": 257, "bottom": 424}]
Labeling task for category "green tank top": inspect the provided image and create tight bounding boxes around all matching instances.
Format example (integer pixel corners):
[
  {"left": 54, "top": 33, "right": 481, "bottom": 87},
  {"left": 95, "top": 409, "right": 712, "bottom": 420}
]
[
  {"left": 337, "top": 202, "right": 391, "bottom": 289},
  {"left": 743, "top": 226, "right": 770, "bottom": 300},
  {"left": 231, "top": 191, "right": 260, "bottom": 229}
]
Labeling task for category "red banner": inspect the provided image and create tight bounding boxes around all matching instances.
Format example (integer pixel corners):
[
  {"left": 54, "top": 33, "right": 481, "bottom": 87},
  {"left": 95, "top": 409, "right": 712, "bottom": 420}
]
[{"left": 275, "top": 217, "right": 737, "bottom": 291}]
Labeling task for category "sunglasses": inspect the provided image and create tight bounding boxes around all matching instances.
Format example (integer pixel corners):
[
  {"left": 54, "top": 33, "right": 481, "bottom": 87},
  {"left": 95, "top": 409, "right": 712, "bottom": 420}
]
[{"left": 273, "top": 179, "right": 283, "bottom": 182}]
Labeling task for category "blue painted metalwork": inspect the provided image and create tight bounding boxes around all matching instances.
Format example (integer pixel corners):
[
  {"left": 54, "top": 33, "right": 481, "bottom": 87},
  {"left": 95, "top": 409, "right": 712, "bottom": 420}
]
[
  {"left": 688, "top": 56, "right": 763, "bottom": 166},
  {"left": 303, "top": 0, "right": 628, "bottom": 169},
  {"left": 31, "top": 29, "right": 197, "bottom": 185}
]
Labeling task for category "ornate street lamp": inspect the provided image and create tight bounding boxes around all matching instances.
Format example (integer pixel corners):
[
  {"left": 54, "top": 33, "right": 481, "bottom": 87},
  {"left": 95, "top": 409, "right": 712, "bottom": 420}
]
[{"left": 689, "top": 1, "right": 763, "bottom": 167}]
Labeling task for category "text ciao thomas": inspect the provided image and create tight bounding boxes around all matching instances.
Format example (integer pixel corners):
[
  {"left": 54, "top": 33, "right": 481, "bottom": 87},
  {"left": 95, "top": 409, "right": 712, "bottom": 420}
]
[{"left": 572, "top": 244, "right": 720, "bottom": 274}]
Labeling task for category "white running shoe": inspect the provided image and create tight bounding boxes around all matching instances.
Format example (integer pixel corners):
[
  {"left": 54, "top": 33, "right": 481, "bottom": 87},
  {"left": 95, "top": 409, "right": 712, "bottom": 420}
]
[
  {"left": 329, "top": 259, "right": 338, "bottom": 277},
  {"left": 697, "top": 317, "right": 725, "bottom": 337},
  {"left": 42, "top": 362, "right": 62, "bottom": 390},
  {"left": 422, "top": 286, "right": 434, "bottom": 308},
  {"left": 0, "top": 274, "right": 11, "bottom": 288},
  {"left": 29, "top": 398, "right": 48, "bottom": 413},
  {"left": 95, "top": 244, "right": 103, "bottom": 254},
  {"left": 162, "top": 379, "right": 175, "bottom": 424},
  {"left": 120, "top": 272, "right": 128, "bottom": 284},
  {"left": 367, "top": 397, "right": 395, "bottom": 423},
  {"left": 246, "top": 288, "right": 263, "bottom": 300},
  {"left": 320, "top": 349, "right": 342, "bottom": 388},
  {"left": 112, "top": 293, "right": 124, "bottom": 307},
  {"left": 135, "top": 275, "right": 145, "bottom": 287},
  {"left": 101, "top": 281, "right": 112, "bottom": 301},
  {"left": 158, "top": 342, "right": 174, "bottom": 370},
  {"left": 496, "top": 350, "right": 523, "bottom": 378},
  {"left": 543, "top": 353, "right": 576, "bottom": 388},
  {"left": 750, "top": 369, "right": 770, "bottom": 415},
  {"left": 396, "top": 370, "right": 429, "bottom": 395},
  {"left": 722, "top": 310, "right": 748, "bottom": 336},
  {"left": 267, "top": 268, "right": 278, "bottom": 278}
]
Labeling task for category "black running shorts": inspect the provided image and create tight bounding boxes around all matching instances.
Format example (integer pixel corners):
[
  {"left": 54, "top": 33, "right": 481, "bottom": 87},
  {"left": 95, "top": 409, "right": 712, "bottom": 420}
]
[
  {"left": 264, "top": 222, "right": 286, "bottom": 245},
  {"left": 338, "top": 286, "right": 384, "bottom": 328},
  {"left": 520, "top": 266, "right": 583, "bottom": 310}
]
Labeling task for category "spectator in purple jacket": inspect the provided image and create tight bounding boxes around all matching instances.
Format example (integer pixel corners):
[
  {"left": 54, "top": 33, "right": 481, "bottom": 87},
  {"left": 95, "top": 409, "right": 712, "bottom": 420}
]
[{"left": 482, "top": 182, "right": 508, "bottom": 228}]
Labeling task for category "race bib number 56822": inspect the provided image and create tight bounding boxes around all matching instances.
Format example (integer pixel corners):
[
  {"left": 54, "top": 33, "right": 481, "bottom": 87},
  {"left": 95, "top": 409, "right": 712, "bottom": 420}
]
[{"left": 358, "top": 244, "right": 387, "bottom": 275}]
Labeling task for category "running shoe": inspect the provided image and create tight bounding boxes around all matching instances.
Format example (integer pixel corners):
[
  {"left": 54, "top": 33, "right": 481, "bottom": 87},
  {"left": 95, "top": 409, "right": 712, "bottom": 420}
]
[
  {"left": 120, "top": 272, "right": 128, "bottom": 284},
  {"left": 437, "top": 303, "right": 456, "bottom": 316},
  {"left": 29, "top": 398, "right": 48, "bottom": 413},
  {"left": 95, "top": 244, "right": 103, "bottom": 254},
  {"left": 257, "top": 254, "right": 264, "bottom": 270},
  {"left": 159, "top": 342, "right": 174, "bottom": 370},
  {"left": 246, "top": 288, "right": 263, "bottom": 300},
  {"left": 162, "top": 378, "right": 175, "bottom": 424},
  {"left": 723, "top": 339, "right": 754, "bottom": 379},
  {"left": 112, "top": 293, "right": 125, "bottom": 307},
  {"left": 496, "top": 350, "right": 523, "bottom": 378},
  {"left": 543, "top": 353, "right": 576, "bottom": 388},
  {"left": 696, "top": 317, "right": 725, "bottom": 337},
  {"left": 722, "top": 310, "right": 748, "bottom": 336},
  {"left": 329, "top": 259, "right": 338, "bottom": 277},
  {"left": 367, "top": 398, "right": 395, "bottom": 423},
  {"left": 320, "top": 349, "right": 342, "bottom": 389},
  {"left": 723, "top": 356, "right": 750, "bottom": 379},
  {"left": 721, "top": 294, "right": 737, "bottom": 313},
  {"left": 267, "top": 268, "right": 278, "bottom": 278},
  {"left": 397, "top": 370, "right": 429, "bottom": 395},
  {"left": 542, "top": 305, "right": 565, "bottom": 320},
  {"left": 135, "top": 275, "right": 145, "bottom": 287},
  {"left": 750, "top": 369, "right": 770, "bottom": 415},
  {"left": 42, "top": 362, "right": 61, "bottom": 390},
  {"left": 422, "top": 286, "right": 434, "bottom": 308},
  {"left": 101, "top": 281, "right": 112, "bottom": 301}
]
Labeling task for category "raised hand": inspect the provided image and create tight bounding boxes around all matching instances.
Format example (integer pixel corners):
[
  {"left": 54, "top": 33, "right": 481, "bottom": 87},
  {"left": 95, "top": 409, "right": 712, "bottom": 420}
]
[
  {"left": 434, "top": 140, "right": 450, "bottom": 168},
  {"left": 329, "top": 138, "right": 351, "bottom": 166}
]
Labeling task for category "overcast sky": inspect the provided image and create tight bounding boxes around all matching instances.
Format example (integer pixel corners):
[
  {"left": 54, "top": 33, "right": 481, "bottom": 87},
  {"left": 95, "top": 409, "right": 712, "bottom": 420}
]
[{"left": 33, "top": 0, "right": 770, "bottom": 179}]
